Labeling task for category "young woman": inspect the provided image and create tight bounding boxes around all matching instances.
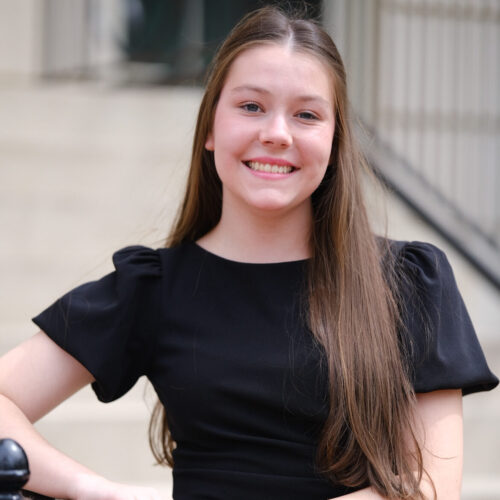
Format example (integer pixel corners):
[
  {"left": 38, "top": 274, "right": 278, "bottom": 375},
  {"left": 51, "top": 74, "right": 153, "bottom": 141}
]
[{"left": 0, "top": 6, "right": 497, "bottom": 500}]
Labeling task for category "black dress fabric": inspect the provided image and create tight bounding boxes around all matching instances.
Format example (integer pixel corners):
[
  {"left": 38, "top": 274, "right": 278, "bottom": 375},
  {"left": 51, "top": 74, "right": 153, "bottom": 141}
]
[{"left": 32, "top": 241, "right": 498, "bottom": 500}]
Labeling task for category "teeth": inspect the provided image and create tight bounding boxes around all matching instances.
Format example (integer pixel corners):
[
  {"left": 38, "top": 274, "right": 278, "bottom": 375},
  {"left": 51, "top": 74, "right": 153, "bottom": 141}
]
[{"left": 247, "top": 161, "right": 293, "bottom": 174}]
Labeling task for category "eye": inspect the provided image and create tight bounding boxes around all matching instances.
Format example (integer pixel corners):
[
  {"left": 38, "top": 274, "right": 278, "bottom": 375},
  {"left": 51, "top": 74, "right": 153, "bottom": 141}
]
[
  {"left": 240, "top": 102, "right": 262, "bottom": 113},
  {"left": 296, "top": 111, "right": 319, "bottom": 121}
]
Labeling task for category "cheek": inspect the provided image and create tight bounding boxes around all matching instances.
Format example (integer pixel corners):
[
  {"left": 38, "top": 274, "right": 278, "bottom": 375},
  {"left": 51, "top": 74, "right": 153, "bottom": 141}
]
[
  {"left": 211, "top": 114, "right": 235, "bottom": 151},
  {"left": 216, "top": 123, "right": 251, "bottom": 162},
  {"left": 317, "top": 126, "right": 335, "bottom": 166},
  {"left": 303, "top": 130, "right": 334, "bottom": 167}
]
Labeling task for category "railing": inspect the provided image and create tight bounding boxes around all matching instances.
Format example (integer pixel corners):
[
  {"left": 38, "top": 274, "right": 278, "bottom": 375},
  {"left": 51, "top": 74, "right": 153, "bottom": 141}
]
[
  {"left": 0, "top": 439, "right": 53, "bottom": 500},
  {"left": 326, "top": 0, "right": 500, "bottom": 288}
]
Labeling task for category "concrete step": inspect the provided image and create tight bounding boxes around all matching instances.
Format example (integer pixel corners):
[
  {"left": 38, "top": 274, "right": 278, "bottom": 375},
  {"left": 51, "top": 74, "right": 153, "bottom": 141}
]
[
  {"left": 463, "top": 413, "right": 500, "bottom": 476},
  {"left": 33, "top": 380, "right": 172, "bottom": 489},
  {"left": 462, "top": 476, "right": 500, "bottom": 500},
  {"left": 479, "top": 340, "right": 500, "bottom": 372},
  {"left": 134, "top": 482, "right": 173, "bottom": 500}
]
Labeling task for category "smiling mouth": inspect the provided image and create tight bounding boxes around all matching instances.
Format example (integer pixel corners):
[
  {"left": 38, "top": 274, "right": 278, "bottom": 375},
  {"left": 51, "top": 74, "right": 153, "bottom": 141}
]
[{"left": 244, "top": 161, "right": 296, "bottom": 174}]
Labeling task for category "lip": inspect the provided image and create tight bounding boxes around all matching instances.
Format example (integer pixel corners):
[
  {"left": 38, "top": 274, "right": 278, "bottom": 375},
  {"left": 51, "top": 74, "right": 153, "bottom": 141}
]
[{"left": 245, "top": 156, "right": 296, "bottom": 167}]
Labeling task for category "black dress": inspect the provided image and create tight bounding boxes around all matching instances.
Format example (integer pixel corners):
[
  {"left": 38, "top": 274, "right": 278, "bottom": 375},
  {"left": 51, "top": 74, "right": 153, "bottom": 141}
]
[{"left": 32, "top": 241, "right": 498, "bottom": 500}]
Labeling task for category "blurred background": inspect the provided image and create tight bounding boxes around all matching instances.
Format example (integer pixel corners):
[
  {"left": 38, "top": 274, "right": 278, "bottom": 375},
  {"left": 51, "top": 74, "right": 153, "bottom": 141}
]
[{"left": 0, "top": 0, "right": 499, "bottom": 498}]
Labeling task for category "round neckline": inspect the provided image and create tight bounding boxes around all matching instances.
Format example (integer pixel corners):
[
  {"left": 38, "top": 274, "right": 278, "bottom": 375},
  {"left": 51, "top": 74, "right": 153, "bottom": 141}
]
[{"left": 189, "top": 241, "right": 309, "bottom": 266}]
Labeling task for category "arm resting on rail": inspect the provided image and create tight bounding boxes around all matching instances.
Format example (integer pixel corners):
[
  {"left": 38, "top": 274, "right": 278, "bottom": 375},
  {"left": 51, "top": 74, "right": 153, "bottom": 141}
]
[{"left": 0, "top": 331, "right": 163, "bottom": 500}]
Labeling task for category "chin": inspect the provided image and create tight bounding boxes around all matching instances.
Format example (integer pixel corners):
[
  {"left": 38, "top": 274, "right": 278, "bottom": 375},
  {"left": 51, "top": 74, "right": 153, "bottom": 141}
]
[
  {"left": 249, "top": 198, "right": 301, "bottom": 214},
  {"left": 253, "top": 204, "right": 289, "bottom": 213}
]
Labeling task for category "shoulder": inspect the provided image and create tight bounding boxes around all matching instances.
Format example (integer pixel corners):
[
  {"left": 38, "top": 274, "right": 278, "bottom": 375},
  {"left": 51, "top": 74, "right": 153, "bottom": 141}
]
[
  {"left": 112, "top": 243, "right": 188, "bottom": 277},
  {"left": 387, "top": 239, "right": 462, "bottom": 327},
  {"left": 386, "top": 240, "right": 499, "bottom": 394},
  {"left": 387, "top": 240, "right": 458, "bottom": 305},
  {"left": 389, "top": 239, "right": 451, "bottom": 278}
]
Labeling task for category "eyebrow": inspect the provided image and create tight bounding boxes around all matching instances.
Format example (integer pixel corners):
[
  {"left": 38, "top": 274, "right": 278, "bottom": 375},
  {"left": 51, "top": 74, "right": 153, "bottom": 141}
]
[{"left": 230, "top": 85, "right": 331, "bottom": 107}]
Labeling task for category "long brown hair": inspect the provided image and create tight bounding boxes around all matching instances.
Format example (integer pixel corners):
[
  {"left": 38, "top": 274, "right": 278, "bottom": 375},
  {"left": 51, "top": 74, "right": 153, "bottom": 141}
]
[{"left": 150, "top": 6, "right": 428, "bottom": 499}]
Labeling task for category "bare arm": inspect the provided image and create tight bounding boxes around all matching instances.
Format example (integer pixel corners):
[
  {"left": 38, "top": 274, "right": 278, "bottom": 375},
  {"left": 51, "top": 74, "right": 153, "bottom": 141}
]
[
  {"left": 330, "top": 389, "right": 463, "bottom": 500},
  {"left": 0, "top": 331, "right": 162, "bottom": 500}
]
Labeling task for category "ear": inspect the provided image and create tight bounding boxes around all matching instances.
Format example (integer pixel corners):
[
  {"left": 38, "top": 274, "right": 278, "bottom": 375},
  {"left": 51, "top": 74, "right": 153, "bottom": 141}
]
[{"left": 205, "top": 132, "right": 214, "bottom": 151}]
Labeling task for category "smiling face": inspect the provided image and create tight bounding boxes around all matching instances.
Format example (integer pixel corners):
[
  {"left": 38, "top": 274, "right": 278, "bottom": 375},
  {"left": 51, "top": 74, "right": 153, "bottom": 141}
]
[{"left": 205, "top": 43, "right": 336, "bottom": 218}]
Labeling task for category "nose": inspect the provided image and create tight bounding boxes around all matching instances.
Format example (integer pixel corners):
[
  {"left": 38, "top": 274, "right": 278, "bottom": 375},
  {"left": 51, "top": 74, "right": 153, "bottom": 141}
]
[{"left": 259, "top": 114, "right": 292, "bottom": 148}]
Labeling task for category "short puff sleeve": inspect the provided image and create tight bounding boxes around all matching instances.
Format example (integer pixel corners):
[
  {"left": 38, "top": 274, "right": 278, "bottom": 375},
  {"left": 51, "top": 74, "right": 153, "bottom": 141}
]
[
  {"left": 398, "top": 241, "right": 498, "bottom": 395},
  {"left": 32, "top": 246, "right": 162, "bottom": 402}
]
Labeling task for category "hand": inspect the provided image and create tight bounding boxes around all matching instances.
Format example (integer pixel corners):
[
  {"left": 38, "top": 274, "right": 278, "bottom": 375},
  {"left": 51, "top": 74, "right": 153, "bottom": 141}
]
[{"left": 71, "top": 474, "right": 164, "bottom": 500}]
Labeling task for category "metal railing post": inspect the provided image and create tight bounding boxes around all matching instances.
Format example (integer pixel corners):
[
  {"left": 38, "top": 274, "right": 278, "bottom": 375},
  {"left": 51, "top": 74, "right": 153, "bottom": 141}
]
[
  {"left": 0, "top": 439, "right": 29, "bottom": 500},
  {"left": 0, "top": 439, "right": 53, "bottom": 500}
]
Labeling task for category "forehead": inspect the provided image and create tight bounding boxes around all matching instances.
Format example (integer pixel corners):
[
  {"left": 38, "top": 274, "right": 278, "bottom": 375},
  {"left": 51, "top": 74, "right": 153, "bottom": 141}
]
[{"left": 222, "top": 43, "right": 335, "bottom": 101}]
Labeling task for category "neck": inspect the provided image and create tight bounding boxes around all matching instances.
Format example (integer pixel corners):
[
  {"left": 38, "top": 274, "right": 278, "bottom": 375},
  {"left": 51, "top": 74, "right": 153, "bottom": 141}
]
[{"left": 197, "top": 200, "right": 313, "bottom": 263}]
